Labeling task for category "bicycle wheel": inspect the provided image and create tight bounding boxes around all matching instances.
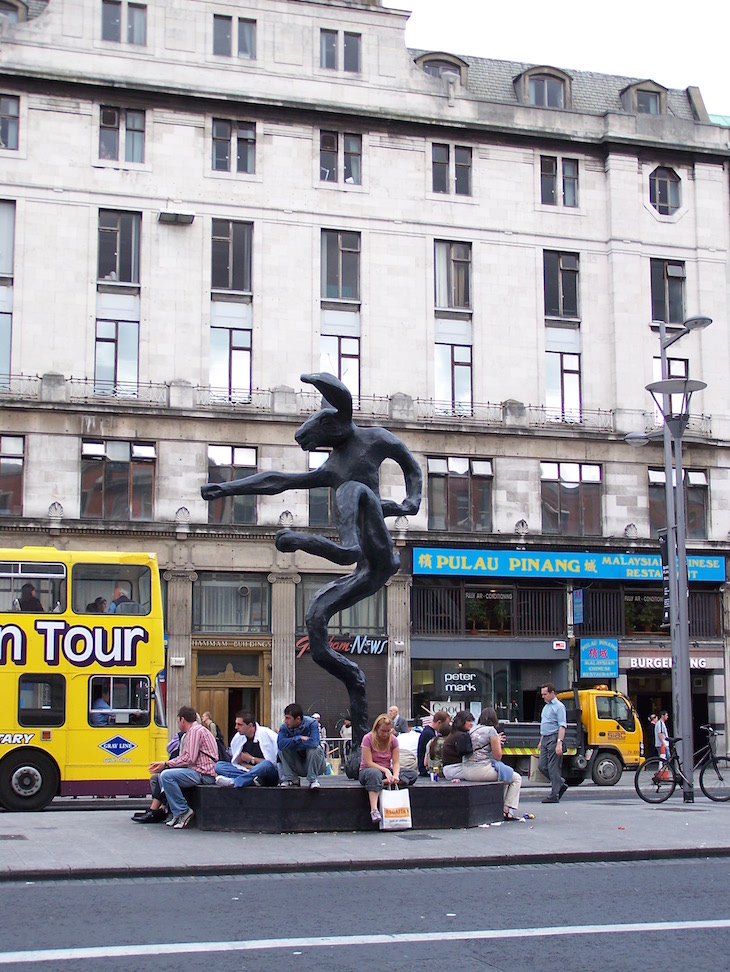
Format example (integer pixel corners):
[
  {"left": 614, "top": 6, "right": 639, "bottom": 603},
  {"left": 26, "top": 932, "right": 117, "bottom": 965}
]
[
  {"left": 699, "top": 756, "right": 730, "bottom": 802},
  {"left": 635, "top": 757, "right": 676, "bottom": 803}
]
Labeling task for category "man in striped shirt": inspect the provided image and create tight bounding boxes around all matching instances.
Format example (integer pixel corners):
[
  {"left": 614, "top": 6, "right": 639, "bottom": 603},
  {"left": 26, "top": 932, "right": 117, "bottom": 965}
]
[{"left": 150, "top": 705, "right": 218, "bottom": 829}]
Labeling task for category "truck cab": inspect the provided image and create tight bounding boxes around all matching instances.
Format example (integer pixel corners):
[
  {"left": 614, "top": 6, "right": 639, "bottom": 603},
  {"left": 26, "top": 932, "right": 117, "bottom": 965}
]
[{"left": 559, "top": 687, "right": 644, "bottom": 785}]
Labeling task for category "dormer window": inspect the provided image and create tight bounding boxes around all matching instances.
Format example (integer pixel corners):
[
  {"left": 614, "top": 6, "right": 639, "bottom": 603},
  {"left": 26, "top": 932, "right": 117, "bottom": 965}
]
[
  {"left": 423, "top": 60, "right": 455, "bottom": 78},
  {"left": 414, "top": 53, "right": 468, "bottom": 86},
  {"left": 529, "top": 74, "right": 564, "bottom": 108},
  {"left": 637, "top": 90, "right": 660, "bottom": 114},
  {"left": 649, "top": 167, "right": 680, "bottom": 216},
  {"left": 0, "top": 1, "right": 25, "bottom": 23}
]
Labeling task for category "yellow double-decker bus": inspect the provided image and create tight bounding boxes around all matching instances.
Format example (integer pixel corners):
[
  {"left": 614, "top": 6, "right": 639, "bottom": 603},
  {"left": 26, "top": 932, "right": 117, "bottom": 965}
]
[{"left": 0, "top": 547, "right": 167, "bottom": 811}]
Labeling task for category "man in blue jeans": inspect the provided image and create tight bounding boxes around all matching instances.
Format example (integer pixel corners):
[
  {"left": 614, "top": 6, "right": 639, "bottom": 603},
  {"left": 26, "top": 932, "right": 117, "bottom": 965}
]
[
  {"left": 537, "top": 683, "right": 568, "bottom": 804},
  {"left": 277, "top": 703, "right": 326, "bottom": 788},
  {"left": 148, "top": 705, "right": 218, "bottom": 828},
  {"left": 215, "top": 711, "right": 280, "bottom": 788}
]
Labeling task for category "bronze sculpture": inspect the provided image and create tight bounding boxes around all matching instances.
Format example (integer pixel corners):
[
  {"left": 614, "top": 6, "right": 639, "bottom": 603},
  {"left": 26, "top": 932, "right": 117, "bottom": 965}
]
[{"left": 201, "top": 373, "right": 422, "bottom": 761}]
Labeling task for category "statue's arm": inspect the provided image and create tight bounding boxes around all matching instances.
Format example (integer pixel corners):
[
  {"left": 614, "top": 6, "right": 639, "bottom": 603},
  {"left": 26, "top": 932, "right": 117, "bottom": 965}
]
[
  {"left": 202, "top": 468, "right": 328, "bottom": 500},
  {"left": 380, "top": 441, "right": 422, "bottom": 518}
]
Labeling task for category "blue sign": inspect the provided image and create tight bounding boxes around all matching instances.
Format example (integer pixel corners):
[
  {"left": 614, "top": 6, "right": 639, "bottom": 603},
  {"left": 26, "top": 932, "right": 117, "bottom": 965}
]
[
  {"left": 99, "top": 735, "right": 137, "bottom": 759},
  {"left": 413, "top": 548, "right": 725, "bottom": 582},
  {"left": 580, "top": 639, "right": 619, "bottom": 679},
  {"left": 573, "top": 589, "right": 584, "bottom": 624}
]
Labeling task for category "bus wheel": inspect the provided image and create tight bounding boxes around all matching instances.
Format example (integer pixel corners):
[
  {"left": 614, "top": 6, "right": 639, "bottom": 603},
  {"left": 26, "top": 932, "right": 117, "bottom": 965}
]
[{"left": 0, "top": 751, "right": 59, "bottom": 812}]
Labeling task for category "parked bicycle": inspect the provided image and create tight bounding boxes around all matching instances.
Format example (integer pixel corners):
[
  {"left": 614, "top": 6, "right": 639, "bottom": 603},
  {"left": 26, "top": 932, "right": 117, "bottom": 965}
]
[{"left": 634, "top": 724, "right": 730, "bottom": 803}]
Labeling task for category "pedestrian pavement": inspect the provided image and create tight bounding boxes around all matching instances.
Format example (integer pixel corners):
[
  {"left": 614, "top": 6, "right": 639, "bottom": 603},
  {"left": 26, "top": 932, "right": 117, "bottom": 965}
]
[{"left": 1, "top": 777, "right": 729, "bottom": 882}]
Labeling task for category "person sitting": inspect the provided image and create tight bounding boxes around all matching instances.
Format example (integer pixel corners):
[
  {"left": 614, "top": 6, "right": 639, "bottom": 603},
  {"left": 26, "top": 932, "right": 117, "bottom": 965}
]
[
  {"left": 388, "top": 705, "right": 409, "bottom": 735},
  {"left": 108, "top": 581, "right": 133, "bottom": 613},
  {"left": 215, "top": 711, "right": 279, "bottom": 788},
  {"left": 417, "top": 710, "right": 451, "bottom": 776},
  {"left": 394, "top": 726, "right": 420, "bottom": 773},
  {"left": 90, "top": 684, "right": 112, "bottom": 726},
  {"left": 277, "top": 703, "right": 326, "bottom": 788},
  {"left": 427, "top": 722, "right": 452, "bottom": 775},
  {"left": 441, "top": 709, "right": 474, "bottom": 780},
  {"left": 462, "top": 708, "right": 523, "bottom": 821},
  {"left": 19, "top": 583, "right": 44, "bottom": 612},
  {"left": 359, "top": 713, "right": 418, "bottom": 824}
]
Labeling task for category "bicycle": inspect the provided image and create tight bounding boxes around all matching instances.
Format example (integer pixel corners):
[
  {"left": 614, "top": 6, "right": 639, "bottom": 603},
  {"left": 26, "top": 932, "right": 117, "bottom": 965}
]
[{"left": 634, "top": 724, "right": 730, "bottom": 803}]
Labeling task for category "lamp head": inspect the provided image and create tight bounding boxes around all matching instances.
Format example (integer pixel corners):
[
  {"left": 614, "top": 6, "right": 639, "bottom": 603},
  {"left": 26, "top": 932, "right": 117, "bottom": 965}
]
[{"left": 682, "top": 315, "right": 712, "bottom": 332}]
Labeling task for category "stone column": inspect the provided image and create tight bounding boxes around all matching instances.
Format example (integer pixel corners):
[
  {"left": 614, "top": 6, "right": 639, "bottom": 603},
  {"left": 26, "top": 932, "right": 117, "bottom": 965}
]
[
  {"left": 162, "top": 567, "right": 197, "bottom": 725},
  {"left": 268, "top": 570, "right": 300, "bottom": 728},
  {"left": 387, "top": 572, "right": 412, "bottom": 719}
]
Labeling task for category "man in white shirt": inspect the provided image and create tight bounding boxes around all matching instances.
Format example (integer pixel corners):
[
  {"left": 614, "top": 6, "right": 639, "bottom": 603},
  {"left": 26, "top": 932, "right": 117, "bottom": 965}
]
[
  {"left": 394, "top": 727, "right": 420, "bottom": 772},
  {"left": 214, "top": 711, "right": 279, "bottom": 788}
]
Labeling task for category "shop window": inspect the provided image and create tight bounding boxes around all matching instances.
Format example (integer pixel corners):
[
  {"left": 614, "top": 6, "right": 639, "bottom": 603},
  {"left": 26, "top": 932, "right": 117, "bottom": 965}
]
[
  {"left": 192, "top": 572, "right": 270, "bottom": 633},
  {"left": 465, "top": 589, "right": 512, "bottom": 635},
  {"left": 624, "top": 589, "right": 664, "bottom": 634},
  {"left": 427, "top": 457, "right": 492, "bottom": 532},
  {"left": 18, "top": 674, "right": 65, "bottom": 727},
  {"left": 88, "top": 675, "right": 150, "bottom": 727},
  {"left": 206, "top": 446, "right": 256, "bottom": 525},
  {"left": 540, "top": 461, "right": 602, "bottom": 536}
]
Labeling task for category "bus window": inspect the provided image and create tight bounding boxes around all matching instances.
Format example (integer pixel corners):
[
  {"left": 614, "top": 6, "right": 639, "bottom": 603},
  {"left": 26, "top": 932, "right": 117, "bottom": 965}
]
[
  {"left": 154, "top": 670, "right": 167, "bottom": 728},
  {"left": 72, "top": 564, "right": 151, "bottom": 616},
  {"left": 18, "top": 673, "right": 66, "bottom": 727},
  {"left": 89, "top": 675, "right": 151, "bottom": 727},
  {"left": 0, "top": 561, "right": 66, "bottom": 614}
]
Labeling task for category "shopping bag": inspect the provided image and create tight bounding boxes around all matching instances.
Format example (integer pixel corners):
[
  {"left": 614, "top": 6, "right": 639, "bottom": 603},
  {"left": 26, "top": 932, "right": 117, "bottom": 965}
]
[
  {"left": 529, "top": 756, "right": 549, "bottom": 784},
  {"left": 378, "top": 786, "right": 412, "bottom": 831}
]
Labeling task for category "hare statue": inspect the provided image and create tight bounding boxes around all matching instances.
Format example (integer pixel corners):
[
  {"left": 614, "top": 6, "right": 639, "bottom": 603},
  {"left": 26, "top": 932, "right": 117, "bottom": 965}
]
[{"left": 201, "top": 373, "right": 422, "bottom": 759}]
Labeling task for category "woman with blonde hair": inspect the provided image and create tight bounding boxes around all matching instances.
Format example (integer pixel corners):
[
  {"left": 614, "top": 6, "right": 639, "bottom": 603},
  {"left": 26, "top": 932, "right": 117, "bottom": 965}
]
[
  {"left": 462, "top": 707, "right": 523, "bottom": 821},
  {"left": 359, "top": 713, "right": 418, "bottom": 823}
]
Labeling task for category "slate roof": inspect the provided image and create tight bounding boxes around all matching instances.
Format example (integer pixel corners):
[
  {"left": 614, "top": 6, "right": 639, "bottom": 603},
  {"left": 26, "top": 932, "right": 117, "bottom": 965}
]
[
  {"left": 410, "top": 50, "right": 697, "bottom": 121},
  {"left": 26, "top": 1, "right": 49, "bottom": 18}
]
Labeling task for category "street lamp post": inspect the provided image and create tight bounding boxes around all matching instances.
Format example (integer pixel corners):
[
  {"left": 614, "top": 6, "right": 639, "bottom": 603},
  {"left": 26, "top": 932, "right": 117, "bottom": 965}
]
[{"left": 627, "top": 315, "right": 711, "bottom": 804}]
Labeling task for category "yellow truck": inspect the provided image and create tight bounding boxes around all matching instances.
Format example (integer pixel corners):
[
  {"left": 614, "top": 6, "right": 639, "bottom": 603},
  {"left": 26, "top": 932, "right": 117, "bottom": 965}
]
[{"left": 501, "top": 687, "right": 644, "bottom": 786}]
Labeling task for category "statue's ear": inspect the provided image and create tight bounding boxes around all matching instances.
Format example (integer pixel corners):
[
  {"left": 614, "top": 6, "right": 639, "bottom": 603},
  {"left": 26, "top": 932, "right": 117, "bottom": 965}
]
[{"left": 301, "top": 372, "right": 353, "bottom": 422}]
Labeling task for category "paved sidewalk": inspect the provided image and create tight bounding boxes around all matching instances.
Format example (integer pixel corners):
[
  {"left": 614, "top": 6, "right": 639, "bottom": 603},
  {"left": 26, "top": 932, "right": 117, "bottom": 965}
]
[{"left": 2, "top": 783, "right": 729, "bottom": 881}]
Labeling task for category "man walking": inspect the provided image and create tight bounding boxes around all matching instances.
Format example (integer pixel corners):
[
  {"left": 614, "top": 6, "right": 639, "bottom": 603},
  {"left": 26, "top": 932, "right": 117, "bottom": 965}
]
[
  {"left": 148, "top": 705, "right": 218, "bottom": 828},
  {"left": 538, "top": 683, "right": 568, "bottom": 804},
  {"left": 655, "top": 710, "right": 670, "bottom": 763},
  {"left": 215, "top": 711, "right": 279, "bottom": 788},
  {"left": 277, "top": 703, "right": 326, "bottom": 788}
]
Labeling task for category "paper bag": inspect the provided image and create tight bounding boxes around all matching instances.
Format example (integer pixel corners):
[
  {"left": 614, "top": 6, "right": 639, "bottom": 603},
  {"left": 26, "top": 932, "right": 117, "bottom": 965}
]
[
  {"left": 529, "top": 755, "right": 549, "bottom": 783},
  {"left": 378, "top": 786, "right": 412, "bottom": 831}
]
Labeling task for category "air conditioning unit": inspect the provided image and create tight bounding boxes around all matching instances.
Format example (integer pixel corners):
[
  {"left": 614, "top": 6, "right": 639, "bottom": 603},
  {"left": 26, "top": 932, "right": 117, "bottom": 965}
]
[{"left": 100, "top": 107, "right": 119, "bottom": 128}]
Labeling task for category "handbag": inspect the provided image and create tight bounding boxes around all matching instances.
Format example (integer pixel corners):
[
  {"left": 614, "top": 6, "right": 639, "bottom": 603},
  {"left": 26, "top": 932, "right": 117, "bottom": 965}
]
[{"left": 378, "top": 785, "right": 412, "bottom": 831}]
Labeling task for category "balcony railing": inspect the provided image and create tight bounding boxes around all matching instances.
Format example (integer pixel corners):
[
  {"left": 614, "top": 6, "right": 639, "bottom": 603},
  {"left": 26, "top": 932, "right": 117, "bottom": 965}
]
[{"left": 68, "top": 379, "right": 168, "bottom": 405}]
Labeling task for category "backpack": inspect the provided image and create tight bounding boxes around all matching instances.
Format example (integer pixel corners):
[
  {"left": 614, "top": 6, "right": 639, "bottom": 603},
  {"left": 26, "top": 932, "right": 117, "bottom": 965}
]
[{"left": 210, "top": 725, "right": 230, "bottom": 763}]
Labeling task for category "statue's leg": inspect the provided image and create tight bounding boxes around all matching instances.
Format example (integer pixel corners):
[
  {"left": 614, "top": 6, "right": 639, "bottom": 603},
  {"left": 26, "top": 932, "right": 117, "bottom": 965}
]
[{"left": 275, "top": 529, "right": 359, "bottom": 565}]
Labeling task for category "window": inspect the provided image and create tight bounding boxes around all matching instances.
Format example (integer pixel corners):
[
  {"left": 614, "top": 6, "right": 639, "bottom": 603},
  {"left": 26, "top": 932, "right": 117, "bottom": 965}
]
[
  {"left": 320, "top": 29, "right": 360, "bottom": 72},
  {"left": 529, "top": 74, "right": 564, "bottom": 108},
  {"left": 544, "top": 251, "right": 578, "bottom": 318},
  {"left": 210, "top": 324, "right": 251, "bottom": 402},
  {"left": 308, "top": 452, "right": 333, "bottom": 527},
  {"left": 0, "top": 435, "right": 23, "bottom": 515},
  {"left": 0, "top": 200, "right": 14, "bottom": 384},
  {"left": 99, "top": 107, "right": 145, "bottom": 163},
  {"left": 652, "top": 355, "right": 687, "bottom": 422},
  {"left": 71, "top": 561, "right": 151, "bottom": 615},
  {"left": 213, "top": 15, "right": 256, "bottom": 58},
  {"left": 211, "top": 219, "right": 252, "bottom": 292},
  {"left": 296, "top": 574, "right": 385, "bottom": 634},
  {"left": 19, "top": 674, "right": 65, "bottom": 728},
  {"left": 0, "top": 95, "right": 19, "bottom": 151},
  {"left": 435, "top": 342, "right": 472, "bottom": 416},
  {"left": 546, "top": 350, "right": 581, "bottom": 422},
  {"left": 97, "top": 210, "right": 141, "bottom": 283},
  {"left": 434, "top": 241, "right": 471, "bottom": 309},
  {"left": 650, "top": 167, "right": 680, "bottom": 216},
  {"left": 321, "top": 230, "right": 360, "bottom": 300},
  {"left": 80, "top": 439, "right": 155, "bottom": 520},
  {"left": 650, "top": 259, "right": 684, "bottom": 324},
  {"left": 212, "top": 119, "right": 255, "bottom": 174},
  {"left": 541, "top": 462, "right": 601, "bottom": 536},
  {"left": 94, "top": 318, "right": 138, "bottom": 394},
  {"left": 88, "top": 675, "right": 151, "bottom": 727},
  {"left": 0, "top": 559, "right": 65, "bottom": 613},
  {"left": 649, "top": 467, "right": 708, "bottom": 540},
  {"left": 207, "top": 446, "right": 256, "bottom": 525},
  {"left": 637, "top": 90, "right": 660, "bottom": 114},
  {"left": 432, "top": 144, "right": 471, "bottom": 195},
  {"left": 102, "top": 1, "right": 145, "bottom": 45},
  {"left": 0, "top": 3, "right": 21, "bottom": 25},
  {"left": 427, "top": 457, "right": 492, "bottom": 532},
  {"left": 540, "top": 156, "right": 578, "bottom": 207},
  {"left": 422, "top": 59, "right": 459, "bottom": 78},
  {"left": 319, "top": 131, "right": 361, "bottom": 184},
  {"left": 192, "top": 572, "right": 271, "bottom": 633},
  {"left": 321, "top": 334, "right": 359, "bottom": 405}
]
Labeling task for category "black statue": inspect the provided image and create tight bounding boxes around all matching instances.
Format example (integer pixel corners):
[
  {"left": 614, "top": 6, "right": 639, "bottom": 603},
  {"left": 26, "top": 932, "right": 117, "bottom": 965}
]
[{"left": 201, "top": 373, "right": 422, "bottom": 759}]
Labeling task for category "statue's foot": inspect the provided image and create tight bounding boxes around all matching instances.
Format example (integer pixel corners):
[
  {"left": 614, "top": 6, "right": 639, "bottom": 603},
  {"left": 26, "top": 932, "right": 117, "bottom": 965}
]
[{"left": 275, "top": 529, "right": 302, "bottom": 552}]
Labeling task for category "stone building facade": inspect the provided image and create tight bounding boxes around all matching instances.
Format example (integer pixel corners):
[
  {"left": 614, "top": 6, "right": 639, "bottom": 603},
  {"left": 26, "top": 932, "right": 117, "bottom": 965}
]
[{"left": 0, "top": 0, "right": 728, "bottom": 748}]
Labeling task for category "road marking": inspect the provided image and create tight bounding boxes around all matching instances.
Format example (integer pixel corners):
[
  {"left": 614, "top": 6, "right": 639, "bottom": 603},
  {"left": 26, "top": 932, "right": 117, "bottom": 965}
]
[{"left": 2, "top": 919, "right": 729, "bottom": 965}]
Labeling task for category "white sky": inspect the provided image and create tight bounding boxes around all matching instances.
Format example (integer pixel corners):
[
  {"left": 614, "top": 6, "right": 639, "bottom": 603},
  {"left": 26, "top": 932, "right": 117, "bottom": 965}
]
[{"left": 384, "top": 0, "right": 728, "bottom": 116}]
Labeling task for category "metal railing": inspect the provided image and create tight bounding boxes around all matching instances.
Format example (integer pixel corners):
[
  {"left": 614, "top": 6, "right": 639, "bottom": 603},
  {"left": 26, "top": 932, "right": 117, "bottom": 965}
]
[
  {"left": 68, "top": 379, "right": 169, "bottom": 405},
  {"left": 527, "top": 405, "right": 615, "bottom": 432},
  {"left": 0, "top": 375, "right": 41, "bottom": 400}
]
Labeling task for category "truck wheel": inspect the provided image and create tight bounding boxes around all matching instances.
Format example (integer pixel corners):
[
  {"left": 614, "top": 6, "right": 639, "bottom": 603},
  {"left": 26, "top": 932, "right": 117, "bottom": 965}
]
[
  {"left": 0, "top": 750, "right": 59, "bottom": 812},
  {"left": 591, "top": 751, "right": 622, "bottom": 786}
]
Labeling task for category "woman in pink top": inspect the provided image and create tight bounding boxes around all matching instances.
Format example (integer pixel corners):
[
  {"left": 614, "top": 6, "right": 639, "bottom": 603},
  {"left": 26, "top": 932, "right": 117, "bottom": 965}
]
[{"left": 359, "top": 713, "right": 418, "bottom": 823}]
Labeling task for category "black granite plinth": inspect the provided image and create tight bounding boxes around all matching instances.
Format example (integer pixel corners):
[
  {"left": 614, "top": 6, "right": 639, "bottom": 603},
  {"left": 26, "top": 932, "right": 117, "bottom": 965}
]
[{"left": 188, "top": 779, "right": 504, "bottom": 833}]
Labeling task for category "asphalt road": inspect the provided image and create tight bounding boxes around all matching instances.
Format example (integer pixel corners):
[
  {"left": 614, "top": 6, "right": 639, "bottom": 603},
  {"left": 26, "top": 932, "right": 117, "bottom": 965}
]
[{"left": 1, "top": 858, "right": 728, "bottom": 971}]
